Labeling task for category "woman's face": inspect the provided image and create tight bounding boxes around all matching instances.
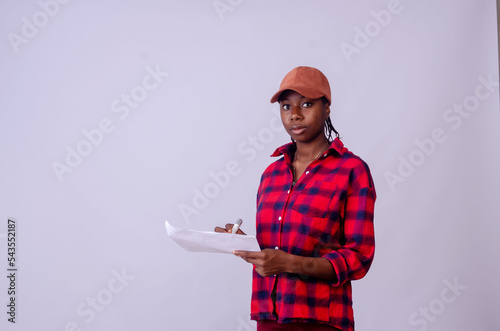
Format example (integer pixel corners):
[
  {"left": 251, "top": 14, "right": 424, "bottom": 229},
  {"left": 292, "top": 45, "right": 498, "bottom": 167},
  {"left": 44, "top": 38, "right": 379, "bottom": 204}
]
[{"left": 279, "top": 90, "right": 330, "bottom": 144}]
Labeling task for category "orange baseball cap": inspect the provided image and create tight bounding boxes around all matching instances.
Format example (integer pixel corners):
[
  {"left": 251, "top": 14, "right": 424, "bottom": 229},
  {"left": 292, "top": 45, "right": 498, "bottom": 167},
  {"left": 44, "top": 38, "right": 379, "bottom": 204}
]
[{"left": 270, "top": 66, "right": 331, "bottom": 104}]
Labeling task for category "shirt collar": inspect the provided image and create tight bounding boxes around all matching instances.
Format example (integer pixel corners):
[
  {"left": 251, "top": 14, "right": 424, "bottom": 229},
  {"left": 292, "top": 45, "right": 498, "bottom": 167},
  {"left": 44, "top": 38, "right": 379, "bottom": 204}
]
[{"left": 271, "top": 137, "right": 345, "bottom": 158}]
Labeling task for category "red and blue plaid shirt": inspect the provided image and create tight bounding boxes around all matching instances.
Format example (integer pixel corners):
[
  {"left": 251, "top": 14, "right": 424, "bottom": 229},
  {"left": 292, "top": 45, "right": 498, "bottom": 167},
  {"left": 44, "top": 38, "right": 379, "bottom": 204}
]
[{"left": 250, "top": 138, "right": 376, "bottom": 331}]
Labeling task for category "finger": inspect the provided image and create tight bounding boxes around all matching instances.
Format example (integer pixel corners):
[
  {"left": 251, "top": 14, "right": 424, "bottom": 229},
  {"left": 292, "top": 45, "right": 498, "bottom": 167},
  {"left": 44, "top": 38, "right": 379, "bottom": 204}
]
[
  {"left": 233, "top": 251, "right": 247, "bottom": 258},
  {"left": 225, "top": 223, "right": 246, "bottom": 234},
  {"left": 225, "top": 223, "right": 234, "bottom": 233},
  {"left": 229, "top": 228, "right": 246, "bottom": 235},
  {"left": 236, "top": 254, "right": 262, "bottom": 266},
  {"left": 255, "top": 267, "right": 272, "bottom": 277},
  {"left": 234, "top": 250, "right": 260, "bottom": 259},
  {"left": 237, "top": 255, "right": 253, "bottom": 264},
  {"left": 233, "top": 251, "right": 253, "bottom": 263},
  {"left": 214, "top": 226, "right": 228, "bottom": 233}
]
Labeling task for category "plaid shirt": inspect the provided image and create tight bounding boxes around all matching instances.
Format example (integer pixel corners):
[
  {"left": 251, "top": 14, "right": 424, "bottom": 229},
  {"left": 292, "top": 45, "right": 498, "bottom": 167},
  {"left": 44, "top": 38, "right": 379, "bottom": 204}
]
[{"left": 250, "top": 138, "right": 376, "bottom": 331}]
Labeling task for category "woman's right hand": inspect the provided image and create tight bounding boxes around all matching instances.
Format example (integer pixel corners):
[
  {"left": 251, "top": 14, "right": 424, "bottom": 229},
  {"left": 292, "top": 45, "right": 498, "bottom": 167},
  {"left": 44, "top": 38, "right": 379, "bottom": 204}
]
[{"left": 214, "top": 223, "right": 246, "bottom": 235}]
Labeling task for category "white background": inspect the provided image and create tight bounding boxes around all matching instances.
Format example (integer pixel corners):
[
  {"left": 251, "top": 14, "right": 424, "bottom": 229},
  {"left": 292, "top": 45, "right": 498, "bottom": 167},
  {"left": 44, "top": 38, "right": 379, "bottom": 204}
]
[{"left": 0, "top": 0, "right": 499, "bottom": 330}]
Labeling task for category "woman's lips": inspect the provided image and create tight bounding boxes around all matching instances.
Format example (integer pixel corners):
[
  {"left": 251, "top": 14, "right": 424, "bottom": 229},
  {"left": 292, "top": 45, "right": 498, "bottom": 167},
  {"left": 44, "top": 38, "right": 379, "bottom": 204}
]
[{"left": 291, "top": 125, "right": 306, "bottom": 135}]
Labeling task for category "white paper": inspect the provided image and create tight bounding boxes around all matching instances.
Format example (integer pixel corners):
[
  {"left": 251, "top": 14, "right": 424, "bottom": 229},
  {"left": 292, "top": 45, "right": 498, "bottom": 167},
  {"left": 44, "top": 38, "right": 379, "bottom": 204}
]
[{"left": 164, "top": 220, "right": 261, "bottom": 254}]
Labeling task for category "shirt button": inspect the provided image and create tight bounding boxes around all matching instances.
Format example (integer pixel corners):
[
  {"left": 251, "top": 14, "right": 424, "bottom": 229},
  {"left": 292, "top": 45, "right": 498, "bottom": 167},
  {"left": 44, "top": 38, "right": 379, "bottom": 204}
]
[
  {"left": 275, "top": 246, "right": 279, "bottom": 250},
  {"left": 306, "top": 171, "right": 309, "bottom": 175},
  {"left": 287, "top": 190, "right": 290, "bottom": 194},
  {"left": 278, "top": 216, "right": 282, "bottom": 221}
]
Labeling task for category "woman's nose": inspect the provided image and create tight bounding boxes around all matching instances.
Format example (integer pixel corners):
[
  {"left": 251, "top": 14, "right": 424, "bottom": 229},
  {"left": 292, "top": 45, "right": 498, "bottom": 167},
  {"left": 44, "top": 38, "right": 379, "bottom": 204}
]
[{"left": 291, "top": 107, "right": 302, "bottom": 120}]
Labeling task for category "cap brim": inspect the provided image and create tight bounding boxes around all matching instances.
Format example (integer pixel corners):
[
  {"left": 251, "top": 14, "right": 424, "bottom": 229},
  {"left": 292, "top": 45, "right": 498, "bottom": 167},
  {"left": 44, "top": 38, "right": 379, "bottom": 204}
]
[{"left": 270, "top": 87, "right": 325, "bottom": 103}]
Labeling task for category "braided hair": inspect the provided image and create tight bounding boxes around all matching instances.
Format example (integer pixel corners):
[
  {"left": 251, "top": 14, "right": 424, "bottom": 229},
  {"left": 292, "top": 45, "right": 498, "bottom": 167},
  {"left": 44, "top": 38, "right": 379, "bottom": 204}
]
[
  {"left": 322, "top": 97, "right": 340, "bottom": 141},
  {"left": 325, "top": 117, "right": 340, "bottom": 141}
]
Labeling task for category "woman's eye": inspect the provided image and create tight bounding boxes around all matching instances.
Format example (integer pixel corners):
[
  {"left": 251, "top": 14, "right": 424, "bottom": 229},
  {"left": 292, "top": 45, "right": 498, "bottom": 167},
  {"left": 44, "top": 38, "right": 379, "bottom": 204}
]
[
  {"left": 303, "top": 102, "right": 312, "bottom": 108},
  {"left": 282, "top": 104, "right": 291, "bottom": 110}
]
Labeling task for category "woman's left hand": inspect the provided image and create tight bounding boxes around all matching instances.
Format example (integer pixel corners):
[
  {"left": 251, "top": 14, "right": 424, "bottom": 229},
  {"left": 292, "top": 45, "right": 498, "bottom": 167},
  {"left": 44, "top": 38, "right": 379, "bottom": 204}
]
[
  {"left": 234, "top": 249, "right": 336, "bottom": 281},
  {"left": 233, "top": 249, "right": 292, "bottom": 277}
]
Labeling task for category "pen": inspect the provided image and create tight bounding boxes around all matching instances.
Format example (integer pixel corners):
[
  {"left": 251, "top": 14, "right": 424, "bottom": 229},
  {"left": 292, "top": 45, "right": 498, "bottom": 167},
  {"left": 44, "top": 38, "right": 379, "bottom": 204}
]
[{"left": 231, "top": 219, "right": 243, "bottom": 234}]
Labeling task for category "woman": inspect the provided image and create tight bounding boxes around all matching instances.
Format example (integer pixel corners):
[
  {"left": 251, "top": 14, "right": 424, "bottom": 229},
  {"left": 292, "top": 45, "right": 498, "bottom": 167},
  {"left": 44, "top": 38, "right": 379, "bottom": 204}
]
[{"left": 215, "top": 66, "right": 376, "bottom": 331}]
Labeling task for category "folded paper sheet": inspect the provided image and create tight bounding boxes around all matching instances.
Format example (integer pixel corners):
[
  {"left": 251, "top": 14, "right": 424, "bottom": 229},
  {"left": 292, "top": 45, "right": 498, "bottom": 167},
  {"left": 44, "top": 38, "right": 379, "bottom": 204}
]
[{"left": 164, "top": 220, "right": 261, "bottom": 254}]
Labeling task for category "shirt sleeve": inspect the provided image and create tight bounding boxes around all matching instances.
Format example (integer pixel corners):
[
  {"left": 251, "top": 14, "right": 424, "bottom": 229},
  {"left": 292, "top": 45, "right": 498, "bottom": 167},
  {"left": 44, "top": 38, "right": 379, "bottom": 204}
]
[{"left": 322, "top": 160, "right": 376, "bottom": 287}]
